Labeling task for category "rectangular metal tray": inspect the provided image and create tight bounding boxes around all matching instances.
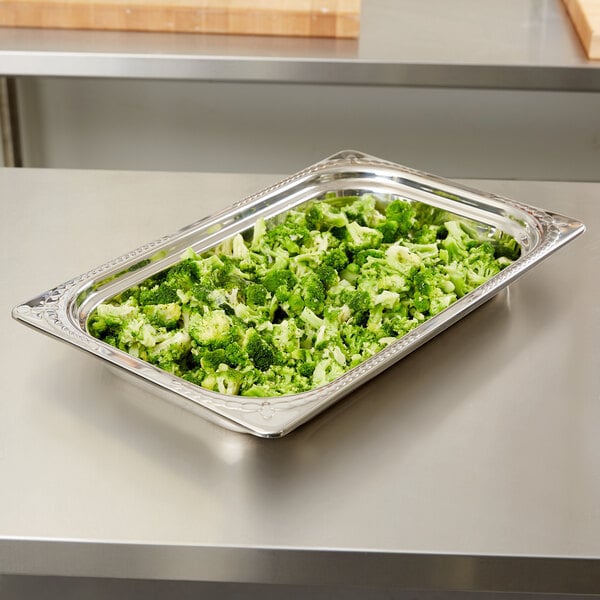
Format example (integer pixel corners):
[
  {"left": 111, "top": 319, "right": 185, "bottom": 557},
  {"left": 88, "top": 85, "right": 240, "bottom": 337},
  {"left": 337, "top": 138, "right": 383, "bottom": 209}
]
[{"left": 12, "top": 150, "right": 585, "bottom": 437}]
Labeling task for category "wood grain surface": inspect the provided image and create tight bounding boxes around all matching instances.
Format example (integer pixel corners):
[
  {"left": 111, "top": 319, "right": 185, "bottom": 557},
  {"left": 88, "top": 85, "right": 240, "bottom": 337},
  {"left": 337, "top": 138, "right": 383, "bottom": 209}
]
[
  {"left": 0, "top": 0, "right": 361, "bottom": 38},
  {"left": 563, "top": 0, "right": 600, "bottom": 59}
]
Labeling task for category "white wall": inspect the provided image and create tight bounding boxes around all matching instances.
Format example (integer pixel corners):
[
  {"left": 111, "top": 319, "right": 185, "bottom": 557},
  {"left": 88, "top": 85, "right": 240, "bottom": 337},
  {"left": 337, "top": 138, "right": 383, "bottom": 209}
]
[{"left": 17, "top": 77, "right": 600, "bottom": 181}]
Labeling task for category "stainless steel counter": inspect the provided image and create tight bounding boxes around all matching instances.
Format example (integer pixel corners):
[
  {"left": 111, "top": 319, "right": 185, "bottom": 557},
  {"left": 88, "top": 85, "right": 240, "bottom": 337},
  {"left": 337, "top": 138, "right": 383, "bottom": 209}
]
[
  {"left": 1, "top": 167, "right": 599, "bottom": 594},
  {"left": 1, "top": 0, "right": 600, "bottom": 90}
]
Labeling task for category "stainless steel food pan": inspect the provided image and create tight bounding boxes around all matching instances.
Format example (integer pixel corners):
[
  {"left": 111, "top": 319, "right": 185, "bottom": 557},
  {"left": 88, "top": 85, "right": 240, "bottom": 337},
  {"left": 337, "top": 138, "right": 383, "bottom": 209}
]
[{"left": 12, "top": 151, "right": 585, "bottom": 437}]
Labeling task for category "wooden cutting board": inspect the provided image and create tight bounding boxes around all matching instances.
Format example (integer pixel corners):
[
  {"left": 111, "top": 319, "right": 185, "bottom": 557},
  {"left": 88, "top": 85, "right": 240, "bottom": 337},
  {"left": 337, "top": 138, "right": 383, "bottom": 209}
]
[
  {"left": 0, "top": 0, "right": 361, "bottom": 38},
  {"left": 563, "top": 0, "right": 600, "bottom": 59}
]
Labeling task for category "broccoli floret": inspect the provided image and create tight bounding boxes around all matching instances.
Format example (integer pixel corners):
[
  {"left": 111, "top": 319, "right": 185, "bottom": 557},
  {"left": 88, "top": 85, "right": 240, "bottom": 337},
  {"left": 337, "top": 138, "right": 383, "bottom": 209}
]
[
  {"left": 182, "top": 368, "right": 207, "bottom": 387},
  {"left": 354, "top": 249, "right": 384, "bottom": 267},
  {"left": 373, "top": 290, "right": 400, "bottom": 310},
  {"left": 312, "top": 357, "right": 346, "bottom": 388},
  {"left": 403, "top": 242, "right": 439, "bottom": 259},
  {"left": 305, "top": 201, "right": 349, "bottom": 230},
  {"left": 465, "top": 243, "right": 503, "bottom": 286},
  {"left": 444, "top": 263, "right": 469, "bottom": 298},
  {"left": 441, "top": 220, "right": 478, "bottom": 261},
  {"left": 386, "top": 199, "right": 416, "bottom": 235},
  {"left": 315, "top": 264, "right": 338, "bottom": 289},
  {"left": 384, "top": 244, "right": 422, "bottom": 273},
  {"left": 340, "top": 261, "right": 360, "bottom": 284},
  {"left": 199, "top": 339, "right": 249, "bottom": 371},
  {"left": 376, "top": 220, "right": 400, "bottom": 243},
  {"left": 164, "top": 259, "right": 200, "bottom": 292},
  {"left": 409, "top": 266, "right": 457, "bottom": 315},
  {"left": 344, "top": 221, "right": 384, "bottom": 251},
  {"left": 262, "top": 270, "right": 297, "bottom": 295},
  {"left": 285, "top": 292, "right": 305, "bottom": 316},
  {"left": 230, "top": 233, "right": 250, "bottom": 260},
  {"left": 210, "top": 256, "right": 249, "bottom": 291},
  {"left": 138, "top": 283, "right": 179, "bottom": 306},
  {"left": 251, "top": 217, "right": 267, "bottom": 249},
  {"left": 88, "top": 299, "right": 138, "bottom": 335},
  {"left": 189, "top": 282, "right": 215, "bottom": 305},
  {"left": 265, "top": 221, "right": 310, "bottom": 255},
  {"left": 240, "top": 365, "right": 312, "bottom": 397},
  {"left": 188, "top": 310, "right": 232, "bottom": 347},
  {"left": 271, "top": 319, "right": 302, "bottom": 355},
  {"left": 330, "top": 226, "right": 348, "bottom": 241},
  {"left": 142, "top": 303, "right": 181, "bottom": 328},
  {"left": 300, "top": 273, "right": 326, "bottom": 314},
  {"left": 148, "top": 330, "right": 191, "bottom": 367},
  {"left": 323, "top": 247, "right": 349, "bottom": 272},
  {"left": 119, "top": 315, "right": 160, "bottom": 349},
  {"left": 384, "top": 314, "right": 420, "bottom": 337},
  {"left": 343, "top": 195, "right": 386, "bottom": 227},
  {"left": 412, "top": 224, "right": 441, "bottom": 244},
  {"left": 224, "top": 342, "right": 247, "bottom": 367},
  {"left": 429, "top": 294, "right": 456, "bottom": 315},
  {"left": 299, "top": 307, "right": 325, "bottom": 331},
  {"left": 245, "top": 283, "right": 269, "bottom": 307},
  {"left": 244, "top": 329, "right": 278, "bottom": 371},
  {"left": 337, "top": 289, "right": 372, "bottom": 327},
  {"left": 412, "top": 269, "right": 433, "bottom": 313},
  {"left": 202, "top": 367, "right": 244, "bottom": 396},
  {"left": 298, "top": 362, "right": 316, "bottom": 378},
  {"left": 200, "top": 348, "right": 228, "bottom": 372}
]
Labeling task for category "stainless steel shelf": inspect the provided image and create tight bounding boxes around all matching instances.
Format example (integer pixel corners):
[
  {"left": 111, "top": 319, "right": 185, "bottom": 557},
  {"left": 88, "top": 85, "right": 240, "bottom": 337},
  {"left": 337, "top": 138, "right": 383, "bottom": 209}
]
[{"left": 1, "top": 0, "right": 599, "bottom": 90}]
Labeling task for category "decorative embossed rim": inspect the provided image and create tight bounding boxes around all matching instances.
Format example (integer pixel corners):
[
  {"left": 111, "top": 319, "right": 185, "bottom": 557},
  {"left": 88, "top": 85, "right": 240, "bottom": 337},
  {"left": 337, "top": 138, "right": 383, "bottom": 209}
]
[{"left": 12, "top": 150, "right": 586, "bottom": 437}]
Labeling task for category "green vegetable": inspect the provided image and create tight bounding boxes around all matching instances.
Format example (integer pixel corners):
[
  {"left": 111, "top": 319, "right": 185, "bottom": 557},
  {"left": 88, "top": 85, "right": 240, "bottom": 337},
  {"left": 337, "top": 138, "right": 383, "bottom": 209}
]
[{"left": 89, "top": 195, "right": 520, "bottom": 397}]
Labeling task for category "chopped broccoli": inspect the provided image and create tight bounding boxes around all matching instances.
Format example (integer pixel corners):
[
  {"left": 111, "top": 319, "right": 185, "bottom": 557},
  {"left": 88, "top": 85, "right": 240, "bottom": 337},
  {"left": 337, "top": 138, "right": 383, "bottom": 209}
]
[
  {"left": 89, "top": 299, "right": 138, "bottom": 335},
  {"left": 441, "top": 220, "right": 477, "bottom": 261},
  {"left": 354, "top": 249, "right": 384, "bottom": 267},
  {"left": 202, "top": 366, "right": 244, "bottom": 396},
  {"left": 90, "top": 193, "right": 519, "bottom": 397},
  {"left": 345, "top": 221, "right": 384, "bottom": 251},
  {"left": 305, "top": 202, "right": 349, "bottom": 230},
  {"left": 340, "top": 289, "right": 372, "bottom": 326},
  {"left": 300, "top": 273, "right": 326, "bottom": 314},
  {"left": 244, "top": 329, "right": 278, "bottom": 371},
  {"left": 245, "top": 283, "right": 269, "bottom": 307},
  {"left": 148, "top": 330, "right": 192, "bottom": 368},
  {"left": 224, "top": 342, "right": 247, "bottom": 367},
  {"left": 188, "top": 310, "right": 232, "bottom": 347},
  {"left": 385, "top": 199, "right": 416, "bottom": 235},
  {"left": 343, "top": 195, "right": 386, "bottom": 228},
  {"left": 271, "top": 319, "right": 302, "bottom": 355},
  {"left": 264, "top": 221, "right": 310, "bottom": 255},
  {"left": 142, "top": 303, "right": 181, "bottom": 329},
  {"left": 138, "top": 283, "right": 179, "bottom": 306},
  {"left": 189, "top": 282, "right": 215, "bottom": 305},
  {"left": 315, "top": 264, "right": 338, "bottom": 289},
  {"left": 164, "top": 259, "right": 200, "bottom": 292},
  {"left": 262, "top": 269, "right": 297, "bottom": 295},
  {"left": 323, "top": 247, "right": 349, "bottom": 272},
  {"left": 376, "top": 219, "right": 400, "bottom": 243}
]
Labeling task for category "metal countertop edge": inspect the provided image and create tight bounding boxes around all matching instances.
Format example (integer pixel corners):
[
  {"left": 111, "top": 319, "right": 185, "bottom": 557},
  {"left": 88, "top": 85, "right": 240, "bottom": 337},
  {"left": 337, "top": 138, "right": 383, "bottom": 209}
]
[
  {"left": 2, "top": 54, "right": 600, "bottom": 91},
  {"left": 1, "top": 540, "right": 600, "bottom": 593}
]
